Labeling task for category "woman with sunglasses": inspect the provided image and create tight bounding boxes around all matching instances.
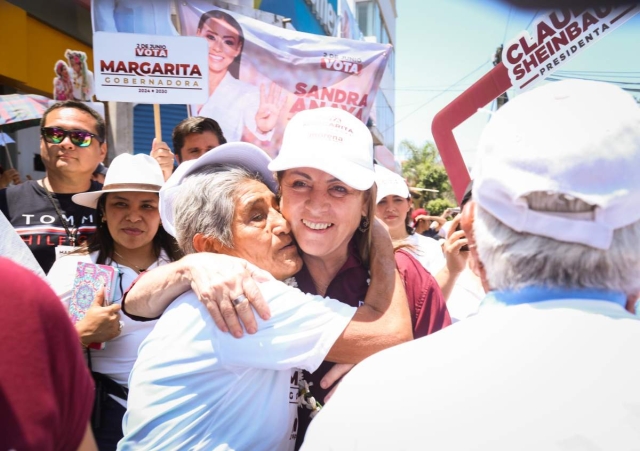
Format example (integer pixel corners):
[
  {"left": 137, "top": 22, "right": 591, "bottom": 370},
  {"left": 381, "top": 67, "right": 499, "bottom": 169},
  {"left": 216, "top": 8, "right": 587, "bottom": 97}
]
[{"left": 47, "top": 153, "right": 182, "bottom": 451}]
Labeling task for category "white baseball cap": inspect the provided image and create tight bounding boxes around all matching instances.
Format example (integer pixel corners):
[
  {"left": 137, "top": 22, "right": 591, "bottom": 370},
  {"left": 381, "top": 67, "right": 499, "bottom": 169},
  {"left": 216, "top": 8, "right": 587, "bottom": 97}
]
[
  {"left": 73, "top": 153, "right": 163, "bottom": 209},
  {"left": 374, "top": 164, "right": 409, "bottom": 203},
  {"left": 473, "top": 79, "right": 640, "bottom": 250},
  {"left": 268, "top": 107, "right": 375, "bottom": 190},
  {"left": 159, "top": 142, "right": 275, "bottom": 238}
]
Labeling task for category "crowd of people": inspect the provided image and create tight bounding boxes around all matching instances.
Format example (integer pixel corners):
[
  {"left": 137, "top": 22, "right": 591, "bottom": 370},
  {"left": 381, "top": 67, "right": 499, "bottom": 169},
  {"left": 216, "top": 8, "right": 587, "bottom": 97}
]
[{"left": 1, "top": 77, "right": 639, "bottom": 451}]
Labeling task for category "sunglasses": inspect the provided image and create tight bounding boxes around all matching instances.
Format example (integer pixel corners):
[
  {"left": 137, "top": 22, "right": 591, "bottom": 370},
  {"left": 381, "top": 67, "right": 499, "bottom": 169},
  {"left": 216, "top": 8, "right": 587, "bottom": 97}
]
[{"left": 41, "top": 126, "right": 104, "bottom": 148}]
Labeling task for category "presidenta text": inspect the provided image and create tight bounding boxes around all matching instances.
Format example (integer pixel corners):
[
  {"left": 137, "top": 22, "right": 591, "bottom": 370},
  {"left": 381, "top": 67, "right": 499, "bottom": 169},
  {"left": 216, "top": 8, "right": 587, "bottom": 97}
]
[{"left": 502, "top": 5, "right": 640, "bottom": 90}]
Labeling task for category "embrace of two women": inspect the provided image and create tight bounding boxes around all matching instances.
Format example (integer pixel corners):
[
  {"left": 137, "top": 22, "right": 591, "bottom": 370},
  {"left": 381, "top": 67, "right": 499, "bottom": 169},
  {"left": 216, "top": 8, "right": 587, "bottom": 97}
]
[{"left": 118, "top": 107, "right": 451, "bottom": 450}]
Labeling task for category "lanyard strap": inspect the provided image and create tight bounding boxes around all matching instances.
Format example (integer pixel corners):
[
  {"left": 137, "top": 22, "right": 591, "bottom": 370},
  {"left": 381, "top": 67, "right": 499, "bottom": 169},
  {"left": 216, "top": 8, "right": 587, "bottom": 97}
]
[{"left": 41, "top": 179, "right": 77, "bottom": 246}]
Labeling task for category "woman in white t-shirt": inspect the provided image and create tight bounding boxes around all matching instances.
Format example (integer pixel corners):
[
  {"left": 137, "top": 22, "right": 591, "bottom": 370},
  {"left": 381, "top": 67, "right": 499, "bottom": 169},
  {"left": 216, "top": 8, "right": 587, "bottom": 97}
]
[{"left": 47, "top": 153, "right": 182, "bottom": 451}]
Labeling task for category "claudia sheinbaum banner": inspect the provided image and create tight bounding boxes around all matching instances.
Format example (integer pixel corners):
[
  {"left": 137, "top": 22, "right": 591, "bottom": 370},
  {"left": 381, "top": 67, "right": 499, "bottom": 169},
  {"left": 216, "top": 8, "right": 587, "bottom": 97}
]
[
  {"left": 91, "top": 0, "right": 391, "bottom": 157},
  {"left": 93, "top": 32, "right": 209, "bottom": 104},
  {"left": 502, "top": 5, "right": 640, "bottom": 91}
]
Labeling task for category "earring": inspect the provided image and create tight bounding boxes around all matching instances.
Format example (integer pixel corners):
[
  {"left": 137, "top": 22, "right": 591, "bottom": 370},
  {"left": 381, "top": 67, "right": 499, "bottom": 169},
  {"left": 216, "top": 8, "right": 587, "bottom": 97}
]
[{"left": 358, "top": 216, "right": 370, "bottom": 233}]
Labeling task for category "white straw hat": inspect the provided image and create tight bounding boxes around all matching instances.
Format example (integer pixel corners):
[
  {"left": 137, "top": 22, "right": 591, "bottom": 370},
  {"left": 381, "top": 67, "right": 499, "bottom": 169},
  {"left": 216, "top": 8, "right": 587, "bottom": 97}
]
[
  {"left": 473, "top": 79, "right": 640, "bottom": 250},
  {"left": 268, "top": 107, "right": 375, "bottom": 190},
  {"left": 160, "top": 142, "right": 275, "bottom": 238},
  {"left": 374, "top": 164, "right": 409, "bottom": 203},
  {"left": 72, "top": 153, "right": 164, "bottom": 209}
]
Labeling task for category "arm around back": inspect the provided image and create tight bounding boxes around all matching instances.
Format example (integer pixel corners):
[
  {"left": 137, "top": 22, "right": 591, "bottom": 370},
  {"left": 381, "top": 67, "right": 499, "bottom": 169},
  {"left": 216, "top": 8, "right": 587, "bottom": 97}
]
[
  {"left": 325, "top": 220, "right": 413, "bottom": 364},
  {"left": 122, "top": 252, "right": 273, "bottom": 337}
]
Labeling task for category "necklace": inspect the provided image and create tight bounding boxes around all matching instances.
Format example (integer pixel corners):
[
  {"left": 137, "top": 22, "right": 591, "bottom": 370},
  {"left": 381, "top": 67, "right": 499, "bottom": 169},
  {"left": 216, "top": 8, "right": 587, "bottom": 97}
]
[{"left": 113, "top": 250, "right": 154, "bottom": 273}]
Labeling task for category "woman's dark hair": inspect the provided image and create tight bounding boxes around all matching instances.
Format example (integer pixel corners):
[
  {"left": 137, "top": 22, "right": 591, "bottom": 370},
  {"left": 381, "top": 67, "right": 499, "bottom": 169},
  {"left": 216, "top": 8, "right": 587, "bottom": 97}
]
[
  {"left": 405, "top": 204, "right": 415, "bottom": 236},
  {"left": 197, "top": 9, "right": 244, "bottom": 80},
  {"left": 80, "top": 193, "right": 183, "bottom": 265},
  {"left": 379, "top": 194, "right": 415, "bottom": 236}
]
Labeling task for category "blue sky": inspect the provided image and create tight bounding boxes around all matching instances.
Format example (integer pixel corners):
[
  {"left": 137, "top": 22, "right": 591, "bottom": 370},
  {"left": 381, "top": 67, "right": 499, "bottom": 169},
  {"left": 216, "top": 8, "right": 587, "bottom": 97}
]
[{"left": 393, "top": 0, "right": 640, "bottom": 166}]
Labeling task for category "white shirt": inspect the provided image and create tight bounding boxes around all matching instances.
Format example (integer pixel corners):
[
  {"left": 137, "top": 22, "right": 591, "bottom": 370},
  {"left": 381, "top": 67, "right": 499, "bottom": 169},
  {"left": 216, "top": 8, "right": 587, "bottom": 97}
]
[
  {"left": 119, "top": 280, "right": 356, "bottom": 451},
  {"left": 0, "top": 211, "right": 45, "bottom": 280},
  {"left": 301, "top": 288, "right": 640, "bottom": 451},
  {"left": 405, "top": 233, "right": 445, "bottom": 275},
  {"left": 47, "top": 251, "right": 169, "bottom": 389},
  {"left": 197, "top": 72, "right": 271, "bottom": 143},
  {"left": 445, "top": 265, "right": 485, "bottom": 322}
]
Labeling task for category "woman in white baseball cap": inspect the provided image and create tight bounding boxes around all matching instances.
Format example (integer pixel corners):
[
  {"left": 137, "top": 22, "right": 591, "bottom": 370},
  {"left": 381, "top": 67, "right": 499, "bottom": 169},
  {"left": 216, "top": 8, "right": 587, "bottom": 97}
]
[
  {"left": 46, "top": 153, "right": 182, "bottom": 450},
  {"left": 374, "top": 163, "right": 449, "bottom": 275},
  {"left": 268, "top": 107, "right": 451, "bottom": 448}
]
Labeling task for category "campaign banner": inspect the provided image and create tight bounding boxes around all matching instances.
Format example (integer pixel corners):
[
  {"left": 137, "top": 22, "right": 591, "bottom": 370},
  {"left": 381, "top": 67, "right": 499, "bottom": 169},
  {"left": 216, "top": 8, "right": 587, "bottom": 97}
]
[
  {"left": 91, "top": 0, "right": 390, "bottom": 157},
  {"left": 93, "top": 32, "right": 209, "bottom": 104},
  {"left": 502, "top": 5, "right": 640, "bottom": 91}
]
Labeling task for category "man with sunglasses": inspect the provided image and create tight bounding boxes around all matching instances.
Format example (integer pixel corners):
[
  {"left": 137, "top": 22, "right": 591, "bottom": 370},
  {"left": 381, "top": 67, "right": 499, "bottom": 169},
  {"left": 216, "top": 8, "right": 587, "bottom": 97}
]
[{"left": 0, "top": 100, "right": 107, "bottom": 273}]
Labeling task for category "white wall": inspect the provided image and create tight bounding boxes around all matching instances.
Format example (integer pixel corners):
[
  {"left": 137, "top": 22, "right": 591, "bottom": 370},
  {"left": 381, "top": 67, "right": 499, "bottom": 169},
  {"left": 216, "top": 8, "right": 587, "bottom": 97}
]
[{"left": 15, "top": 126, "right": 45, "bottom": 181}]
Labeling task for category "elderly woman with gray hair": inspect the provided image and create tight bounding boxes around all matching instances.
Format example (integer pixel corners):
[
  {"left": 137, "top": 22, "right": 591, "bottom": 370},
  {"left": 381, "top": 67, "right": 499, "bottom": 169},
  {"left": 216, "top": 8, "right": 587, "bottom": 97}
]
[{"left": 119, "top": 142, "right": 411, "bottom": 451}]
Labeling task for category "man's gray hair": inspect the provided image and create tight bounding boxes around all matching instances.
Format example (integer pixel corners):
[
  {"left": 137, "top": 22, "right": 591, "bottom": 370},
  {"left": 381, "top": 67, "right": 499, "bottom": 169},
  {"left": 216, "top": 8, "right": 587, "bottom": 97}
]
[
  {"left": 173, "top": 164, "right": 264, "bottom": 254},
  {"left": 474, "top": 191, "right": 640, "bottom": 295}
]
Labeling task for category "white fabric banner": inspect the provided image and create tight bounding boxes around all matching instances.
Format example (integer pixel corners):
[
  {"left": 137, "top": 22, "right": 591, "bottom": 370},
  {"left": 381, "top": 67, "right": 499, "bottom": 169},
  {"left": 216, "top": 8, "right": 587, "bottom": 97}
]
[{"left": 91, "top": 0, "right": 390, "bottom": 157}]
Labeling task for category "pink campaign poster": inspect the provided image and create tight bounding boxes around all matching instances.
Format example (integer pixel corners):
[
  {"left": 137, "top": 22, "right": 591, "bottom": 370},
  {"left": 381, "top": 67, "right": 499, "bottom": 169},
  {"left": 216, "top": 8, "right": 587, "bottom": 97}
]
[{"left": 92, "top": 0, "right": 391, "bottom": 157}]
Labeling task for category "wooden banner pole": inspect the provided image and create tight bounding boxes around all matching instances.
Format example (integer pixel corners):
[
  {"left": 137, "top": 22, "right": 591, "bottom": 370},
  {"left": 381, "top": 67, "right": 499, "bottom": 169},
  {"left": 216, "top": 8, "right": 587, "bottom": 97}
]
[{"left": 153, "top": 104, "right": 162, "bottom": 141}]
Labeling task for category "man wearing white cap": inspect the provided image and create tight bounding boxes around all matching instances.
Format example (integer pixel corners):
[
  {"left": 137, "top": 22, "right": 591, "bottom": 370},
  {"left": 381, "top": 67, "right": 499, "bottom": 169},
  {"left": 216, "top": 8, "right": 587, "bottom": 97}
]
[{"left": 300, "top": 79, "right": 640, "bottom": 451}]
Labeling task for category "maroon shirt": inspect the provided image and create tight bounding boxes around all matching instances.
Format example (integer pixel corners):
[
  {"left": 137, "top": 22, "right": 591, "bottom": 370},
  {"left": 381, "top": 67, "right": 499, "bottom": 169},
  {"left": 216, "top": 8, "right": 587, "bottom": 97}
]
[
  {"left": 395, "top": 248, "right": 451, "bottom": 336},
  {"left": 0, "top": 258, "right": 94, "bottom": 451},
  {"left": 294, "top": 240, "right": 450, "bottom": 449}
]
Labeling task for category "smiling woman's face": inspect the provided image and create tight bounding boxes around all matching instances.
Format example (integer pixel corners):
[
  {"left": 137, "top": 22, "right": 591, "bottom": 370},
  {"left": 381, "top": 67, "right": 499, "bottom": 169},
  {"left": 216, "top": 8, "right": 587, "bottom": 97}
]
[
  {"left": 219, "top": 179, "right": 302, "bottom": 281},
  {"left": 197, "top": 17, "right": 242, "bottom": 74},
  {"left": 103, "top": 191, "right": 160, "bottom": 254},
  {"left": 279, "top": 168, "right": 368, "bottom": 264}
]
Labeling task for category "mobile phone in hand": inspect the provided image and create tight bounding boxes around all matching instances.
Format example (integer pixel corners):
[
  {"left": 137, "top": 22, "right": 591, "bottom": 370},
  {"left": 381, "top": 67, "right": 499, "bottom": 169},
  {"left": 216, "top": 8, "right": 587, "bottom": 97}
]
[{"left": 455, "top": 222, "right": 470, "bottom": 252}]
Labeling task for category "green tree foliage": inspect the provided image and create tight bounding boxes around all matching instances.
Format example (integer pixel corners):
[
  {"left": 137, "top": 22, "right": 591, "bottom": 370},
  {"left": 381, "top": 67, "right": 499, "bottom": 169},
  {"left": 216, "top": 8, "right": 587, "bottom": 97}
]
[
  {"left": 400, "top": 140, "right": 456, "bottom": 216},
  {"left": 424, "top": 198, "right": 456, "bottom": 217}
]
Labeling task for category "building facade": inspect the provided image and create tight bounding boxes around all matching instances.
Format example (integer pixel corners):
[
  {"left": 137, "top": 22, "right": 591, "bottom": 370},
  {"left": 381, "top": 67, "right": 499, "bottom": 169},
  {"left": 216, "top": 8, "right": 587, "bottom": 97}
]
[{"left": 0, "top": 0, "right": 95, "bottom": 179}]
